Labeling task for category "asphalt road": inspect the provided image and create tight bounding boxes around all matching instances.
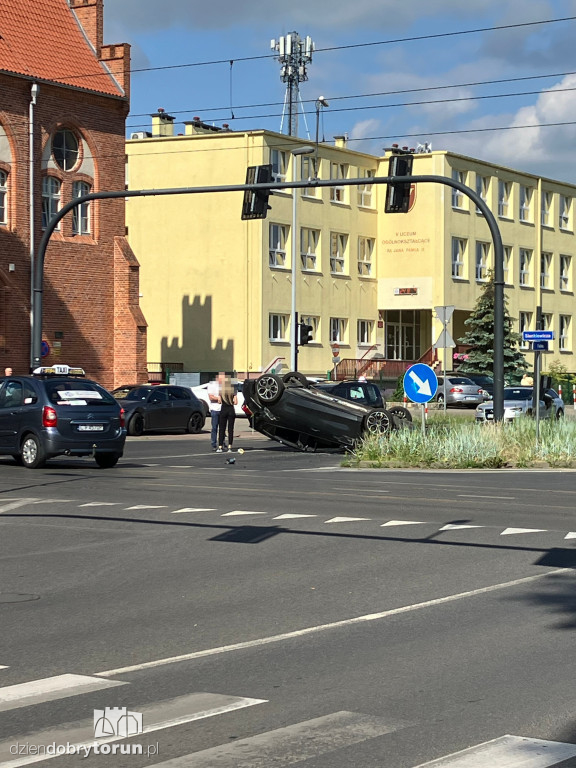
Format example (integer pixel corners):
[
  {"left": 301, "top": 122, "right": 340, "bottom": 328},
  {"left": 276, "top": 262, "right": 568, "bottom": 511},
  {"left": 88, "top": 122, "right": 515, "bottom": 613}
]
[{"left": 1, "top": 422, "right": 576, "bottom": 767}]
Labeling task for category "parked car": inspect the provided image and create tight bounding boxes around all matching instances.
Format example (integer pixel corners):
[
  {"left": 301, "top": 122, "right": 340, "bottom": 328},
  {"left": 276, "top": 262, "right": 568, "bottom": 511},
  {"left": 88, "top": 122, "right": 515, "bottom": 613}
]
[
  {"left": 112, "top": 384, "right": 205, "bottom": 436},
  {"left": 454, "top": 372, "right": 495, "bottom": 397},
  {"left": 476, "top": 387, "right": 564, "bottom": 422},
  {"left": 313, "top": 379, "right": 412, "bottom": 423},
  {"left": 0, "top": 365, "right": 126, "bottom": 468},
  {"left": 243, "top": 371, "right": 399, "bottom": 451},
  {"left": 191, "top": 381, "right": 246, "bottom": 418},
  {"left": 434, "top": 376, "right": 485, "bottom": 408}
]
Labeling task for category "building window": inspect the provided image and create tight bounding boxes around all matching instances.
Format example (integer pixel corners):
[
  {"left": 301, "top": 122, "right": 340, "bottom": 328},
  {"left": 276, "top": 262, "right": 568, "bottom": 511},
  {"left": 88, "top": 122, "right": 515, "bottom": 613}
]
[
  {"left": 560, "top": 314, "right": 571, "bottom": 350},
  {"left": 301, "top": 156, "right": 317, "bottom": 197},
  {"left": 301, "top": 227, "right": 319, "bottom": 271},
  {"left": 519, "top": 185, "right": 533, "bottom": 223},
  {"left": 542, "top": 313, "right": 553, "bottom": 332},
  {"left": 0, "top": 170, "right": 7, "bottom": 224},
  {"left": 270, "top": 149, "right": 287, "bottom": 183},
  {"left": 330, "top": 162, "right": 347, "bottom": 203},
  {"left": 269, "top": 313, "right": 289, "bottom": 342},
  {"left": 498, "top": 180, "right": 511, "bottom": 218},
  {"left": 540, "top": 252, "right": 552, "bottom": 289},
  {"left": 560, "top": 254, "right": 572, "bottom": 291},
  {"left": 503, "top": 246, "right": 512, "bottom": 285},
  {"left": 519, "top": 248, "right": 532, "bottom": 286},
  {"left": 72, "top": 180, "right": 91, "bottom": 235},
  {"left": 451, "top": 237, "right": 466, "bottom": 278},
  {"left": 330, "top": 232, "right": 347, "bottom": 274},
  {"left": 52, "top": 128, "right": 79, "bottom": 171},
  {"left": 330, "top": 317, "right": 347, "bottom": 343},
  {"left": 475, "top": 241, "right": 489, "bottom": 282},
  {"left": 357, "top": 169, "right": 374, "bottom": 208},
  {"left": 452, "top": 170, "right": 466, "bottom": 209},
  {"left": 475, "top": 174, "right": 489, "bottom": 213},
  {"left": 300, "top": 315, "right": 319, "bottom": 341},
  {"left": 358, "top": 319, "right": 373, "bottom": 345},
  {"left": 519, "top": 311, "right": 532, "bottom": 349},
  {"left": 358, "top": 236, "right": 374, "bottom": 276},
  {"left": 42, "top": 176, "right": 61, "bottom": 230},
  {"left": 269, "top": 223, "right": 288, "bottom": 267},
  {"left": 559, "top": 195, "right": 572, "bottom": 230},
  {"left": 541, "top": 191, "right": 553, "bottom": 226}
]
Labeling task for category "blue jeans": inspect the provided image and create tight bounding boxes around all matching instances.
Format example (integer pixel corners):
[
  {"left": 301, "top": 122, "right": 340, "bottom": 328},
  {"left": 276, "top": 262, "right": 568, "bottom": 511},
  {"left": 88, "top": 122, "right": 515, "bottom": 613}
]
[{"left": 210, "top": 411, "right": 220, "bottom": 449}]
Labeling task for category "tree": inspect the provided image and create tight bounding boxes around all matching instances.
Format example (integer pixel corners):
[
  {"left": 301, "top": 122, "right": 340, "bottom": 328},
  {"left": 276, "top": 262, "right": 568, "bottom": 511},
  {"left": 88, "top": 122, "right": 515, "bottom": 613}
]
[{"left": 457, "top": 271, "right": 528, "bottom": 381}]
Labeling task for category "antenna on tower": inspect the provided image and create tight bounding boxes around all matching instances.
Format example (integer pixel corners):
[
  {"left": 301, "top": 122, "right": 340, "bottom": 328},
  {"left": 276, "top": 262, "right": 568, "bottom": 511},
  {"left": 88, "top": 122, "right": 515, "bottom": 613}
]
[{"left": 271, "top": 32, "right": 314, "bottom": 137}]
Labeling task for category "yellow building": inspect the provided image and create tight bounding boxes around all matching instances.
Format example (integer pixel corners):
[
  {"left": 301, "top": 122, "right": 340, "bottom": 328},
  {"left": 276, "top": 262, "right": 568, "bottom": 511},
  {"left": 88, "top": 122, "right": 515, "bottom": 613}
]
[{"left": 126, "top": 112, "right": 576, "bottom": 379}]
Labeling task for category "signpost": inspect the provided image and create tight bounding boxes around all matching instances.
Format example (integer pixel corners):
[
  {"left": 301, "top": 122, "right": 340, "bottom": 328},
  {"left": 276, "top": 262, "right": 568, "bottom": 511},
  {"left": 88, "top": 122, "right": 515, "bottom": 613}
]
[
  {"left": 434, "top": 305, "right": 455, "bottom": 413},
  {"left": 332, "top": 344, "right": 340, "bottom": 380},
  {"left": 522, "top": 329, "right": 554, "bottom": 442},
  {"left": 403, "top": 363, "right": 438, "bottom": 436}
]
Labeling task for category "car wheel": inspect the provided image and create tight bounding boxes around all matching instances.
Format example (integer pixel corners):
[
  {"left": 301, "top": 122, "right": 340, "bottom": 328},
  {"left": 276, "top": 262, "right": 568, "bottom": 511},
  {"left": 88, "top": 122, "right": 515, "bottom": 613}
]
[
  {"left": 21, "top": 434, "right": 46, "bottom": 469},
  {"left": 363, "top": 408, "right": 395, "bottom": 435},
  {"left": 128, "top": 413, "right": 144, "bottom": 436},
  {"left": 255, "top": 374, "right": 284, "bottom": 405},
  {"left": 95, "top": 453, "right": 121, "bottom": 468},
  {"left": 282, "top": 371, "right": 308, "bottom": 387},
  {"left": 187, "top": 412, "right": 204, "bottom": 433},
  {"left": 388, "top": 405, "right": 413, "bottom": 423},
  {"left": 556, "top": 408, "right": 565, "bottom": 420}
]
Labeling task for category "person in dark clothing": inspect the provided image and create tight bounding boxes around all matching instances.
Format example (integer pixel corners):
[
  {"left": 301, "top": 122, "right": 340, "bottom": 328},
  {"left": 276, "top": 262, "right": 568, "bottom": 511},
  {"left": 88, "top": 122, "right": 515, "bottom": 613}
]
[{"left": 216, "top": 377, "right": 237, "bottom": 453}]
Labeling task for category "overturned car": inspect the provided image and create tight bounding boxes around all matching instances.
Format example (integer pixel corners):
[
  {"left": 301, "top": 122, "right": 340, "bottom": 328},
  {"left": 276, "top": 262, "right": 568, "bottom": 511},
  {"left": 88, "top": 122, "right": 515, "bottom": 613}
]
[{"left": 243, "top": 372, "right": 410, "bottom": 452}]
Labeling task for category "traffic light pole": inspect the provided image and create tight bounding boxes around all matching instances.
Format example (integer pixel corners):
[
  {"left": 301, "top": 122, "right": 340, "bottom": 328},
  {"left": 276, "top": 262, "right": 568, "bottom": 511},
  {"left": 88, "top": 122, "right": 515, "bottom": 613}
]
[{"left": 294, "top": 311, "right": 299, "bottom": 372}]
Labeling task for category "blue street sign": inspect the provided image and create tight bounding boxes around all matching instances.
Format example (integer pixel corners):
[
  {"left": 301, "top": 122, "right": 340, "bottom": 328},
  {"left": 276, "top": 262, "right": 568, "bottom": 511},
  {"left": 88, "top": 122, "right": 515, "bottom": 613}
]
[
  {"left": 522, "top": 330, "right": 554, "bottom": 341},
  {"left": 403, "top": 363, "right": 438, "bottom": 404},
  {"left": 41, "top": 340, "right": 50, "bottom": 358},
  {"left": 533, "top": 341, "right": 549, "bottom": 351}
]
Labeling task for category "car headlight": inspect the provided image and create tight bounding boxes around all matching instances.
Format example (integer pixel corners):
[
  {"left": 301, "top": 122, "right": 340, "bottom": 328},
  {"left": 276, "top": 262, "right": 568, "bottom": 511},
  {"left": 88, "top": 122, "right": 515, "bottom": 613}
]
[{"left": 507, "top": 407, "right": 523, "bottom": 413}]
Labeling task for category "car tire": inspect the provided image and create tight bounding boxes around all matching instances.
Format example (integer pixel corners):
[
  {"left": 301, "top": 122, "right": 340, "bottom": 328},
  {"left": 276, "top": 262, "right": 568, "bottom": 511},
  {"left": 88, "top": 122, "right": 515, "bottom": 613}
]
[
  {"left": 363, "top": 408, "right": 395, "bottom": 435},
  {"left": 282, "top": 371, "right": 308, "bottom": 387},
  {"left": 95, "top": 453, "right": 121, "bottom": 468},
  {"left": 388, "top": 405, "right": 413, "bottom": 423},
  {"left": 556, "top": 408, "right": 565, "bottom": 420},
  {"left": 128, "top": 413, "right": 144, "bottom": 436},
  {"left": 20, "top": 434, "right": 46, "bottom": 469},
  {"left": 255, "top": 374, "right": 284, "bottom": 405},
  {"left": 187, "top": 412, "right": 204, "bottom": 433}
]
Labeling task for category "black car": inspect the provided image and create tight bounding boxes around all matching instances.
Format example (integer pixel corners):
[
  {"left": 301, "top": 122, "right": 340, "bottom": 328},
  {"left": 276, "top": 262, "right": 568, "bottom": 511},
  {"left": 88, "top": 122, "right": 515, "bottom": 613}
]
[
  {"left": 313, "top": 379, "right": 412, "bottom": 423},
  {"left": 0, "top": 365, "right": 126, "bottom": 468},
  {"left": 112, "top": 384, "right": 205, "bottom": 436},
  {"left": 243, "top": 372, "right": 399, "bottom": 451}
]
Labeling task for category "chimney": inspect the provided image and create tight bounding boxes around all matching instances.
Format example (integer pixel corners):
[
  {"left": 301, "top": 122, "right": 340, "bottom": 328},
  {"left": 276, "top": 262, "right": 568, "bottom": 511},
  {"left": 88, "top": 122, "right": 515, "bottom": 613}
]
[
  {"left": 69, "top": 0, "right": 103, "bottom": 54},
  {"left": 100, "top": 43, "right": 131, "bottom": 100},
  {"left": 151, "top": 108, "right": 176, "bottom": 137},
  {"left": 183, "top": 116, "right": 226, "bottom": 135},
  {"left": 334, "top": 134, "right": 348, "bottom": 149}
]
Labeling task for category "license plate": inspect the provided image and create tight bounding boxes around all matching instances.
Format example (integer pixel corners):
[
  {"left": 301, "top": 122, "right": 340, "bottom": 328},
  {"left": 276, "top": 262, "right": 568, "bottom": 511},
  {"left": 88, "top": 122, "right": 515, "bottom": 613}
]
[
  {"left": 487, "top": 414, "right": 494, "bottom": 420},
  {"left": 78, "top": 424, "right": 104, "bottom": 432},
  {"left": 465, "top": 396, "right": 477, "bottom": 400}
]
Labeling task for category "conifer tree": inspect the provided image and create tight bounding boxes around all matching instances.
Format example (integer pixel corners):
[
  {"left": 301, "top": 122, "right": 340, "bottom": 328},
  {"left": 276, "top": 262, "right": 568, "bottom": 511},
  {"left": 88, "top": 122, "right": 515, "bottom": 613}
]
[{"left": 457, "top": 271, "right": 528, "bottom": 380}]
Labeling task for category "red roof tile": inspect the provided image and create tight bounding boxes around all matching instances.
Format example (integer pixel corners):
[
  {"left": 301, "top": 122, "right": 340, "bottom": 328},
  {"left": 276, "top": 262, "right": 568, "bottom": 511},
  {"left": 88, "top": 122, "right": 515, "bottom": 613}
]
[{"left": 0, "top": 0, "right": 124, "bottom": 97}]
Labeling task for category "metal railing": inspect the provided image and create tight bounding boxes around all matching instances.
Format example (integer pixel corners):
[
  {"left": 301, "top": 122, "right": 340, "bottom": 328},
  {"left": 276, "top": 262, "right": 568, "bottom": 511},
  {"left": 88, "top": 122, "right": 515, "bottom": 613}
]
[{"left": 334, "top": 346, "right": 438, "bottom": 381}]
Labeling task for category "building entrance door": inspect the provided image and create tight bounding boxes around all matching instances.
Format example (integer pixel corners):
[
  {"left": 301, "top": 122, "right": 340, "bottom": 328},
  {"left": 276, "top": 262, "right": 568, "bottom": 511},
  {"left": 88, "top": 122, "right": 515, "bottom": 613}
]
[{"left": 384, "top": 310, "right": 421, "bottom": 360}]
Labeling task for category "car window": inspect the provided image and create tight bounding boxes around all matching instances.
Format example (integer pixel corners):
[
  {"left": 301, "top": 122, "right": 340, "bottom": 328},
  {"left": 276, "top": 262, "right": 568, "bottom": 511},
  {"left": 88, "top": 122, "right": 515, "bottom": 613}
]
[
  {"left": 504, "top": 388, "right": 532, "bottom": 400},
  {"left": 45, "top": 379, "right": 116, "bottom": 405},
  {"left": 348, "top": 386, "right": 364, "bottom": 400},
  {"left": 149, "top": 389, "right": 168, "bottom": 404},
  {"left": 366, "top": 385, "right": 381, "bottom": 405},
  {"left": 167, "top": 387, "right": 191, "bottom": 401},
  {"left": 112, "top": 385, "right": 139, "bottom": 399},
  {"left": 546, "top": 389, "right": 559, "bottom": 398},
  {"left": 121, "top": 387, "right": 151, "bottom": 401},
  {"left": 447, "top": 377, "right": 475, "bottom": 385},
  {"left": 23, "top": 381, "right": 37, "bottom": 403},
  {"left": 0, "top": 380, "right": 23, "bottom": 408}
]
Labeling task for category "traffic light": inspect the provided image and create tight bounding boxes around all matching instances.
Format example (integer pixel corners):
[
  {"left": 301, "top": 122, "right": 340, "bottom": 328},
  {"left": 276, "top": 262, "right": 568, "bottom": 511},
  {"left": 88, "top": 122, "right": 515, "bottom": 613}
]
[
  {"left": 298, "top": 322, "right": 314, "bottom": 346},
  {"left": 241, "top": 164, "right": 273, "bottom": 220},
  {"left": 384, "top": 147, "right": 413, "bottom": 214}
]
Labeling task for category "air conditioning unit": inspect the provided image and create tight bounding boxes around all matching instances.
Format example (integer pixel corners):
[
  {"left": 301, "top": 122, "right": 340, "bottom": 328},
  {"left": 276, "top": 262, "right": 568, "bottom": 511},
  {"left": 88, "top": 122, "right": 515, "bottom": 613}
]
[{"left": 130, "top": 132, "right": 149, "bottom": 140}]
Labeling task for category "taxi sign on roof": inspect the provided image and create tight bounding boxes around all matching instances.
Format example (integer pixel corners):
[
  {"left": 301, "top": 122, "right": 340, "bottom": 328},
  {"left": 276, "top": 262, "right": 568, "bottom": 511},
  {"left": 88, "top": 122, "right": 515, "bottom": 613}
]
[{"left": 32, "top": 365, "right": 85, "bottom": 377}]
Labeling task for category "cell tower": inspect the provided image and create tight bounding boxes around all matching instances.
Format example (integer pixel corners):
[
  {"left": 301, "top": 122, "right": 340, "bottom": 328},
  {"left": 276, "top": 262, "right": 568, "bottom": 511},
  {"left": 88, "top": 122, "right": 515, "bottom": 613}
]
[{"left": 271, "top": 32, "right": 314, "bottom": 137}]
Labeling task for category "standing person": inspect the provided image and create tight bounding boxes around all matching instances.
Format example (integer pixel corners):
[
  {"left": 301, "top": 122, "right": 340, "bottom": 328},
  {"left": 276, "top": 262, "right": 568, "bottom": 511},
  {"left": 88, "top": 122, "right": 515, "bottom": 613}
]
[
  {"left": 217, "top": 376, "right": 237, "bottom": 453},
  {"left": 4, "top": 368, "right": 12, "bottom": 377},
  {"left": 207, "top": 372, "right": 225, "bottom": 451}
]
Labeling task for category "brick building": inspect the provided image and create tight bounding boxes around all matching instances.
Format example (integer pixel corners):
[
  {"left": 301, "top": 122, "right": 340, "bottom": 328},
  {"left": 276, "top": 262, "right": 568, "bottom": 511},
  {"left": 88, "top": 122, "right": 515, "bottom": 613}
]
[{"left": 0, "top": 0, "right": 146, "bottom": 387}]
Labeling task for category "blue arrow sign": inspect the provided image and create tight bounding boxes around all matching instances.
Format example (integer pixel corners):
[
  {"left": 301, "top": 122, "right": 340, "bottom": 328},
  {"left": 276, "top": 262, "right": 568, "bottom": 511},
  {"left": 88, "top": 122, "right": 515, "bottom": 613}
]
[
  {"left": 403, "top": 363, "right": 438, "bottom": 404},
  {"left": 522, "top": 330, "right": 554, "bottom": 341}
]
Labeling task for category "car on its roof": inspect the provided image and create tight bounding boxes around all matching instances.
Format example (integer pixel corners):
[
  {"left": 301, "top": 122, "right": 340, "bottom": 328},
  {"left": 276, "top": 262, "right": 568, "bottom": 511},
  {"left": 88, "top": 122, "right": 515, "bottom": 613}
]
[
  {"left": 475, "top": 386, "right": 565, "bottom": 422},
  {"left": 0, "top": 365, "right": 126, "bottom": 468},
  {"left": 112, "top": 384, "right": 206, "bottom": 436},
  {"left": 243, "top": 371, "right": 400, "bottom": 452},
  {"left": 312, "top": 379, "right": 413, "bottom": 423}
]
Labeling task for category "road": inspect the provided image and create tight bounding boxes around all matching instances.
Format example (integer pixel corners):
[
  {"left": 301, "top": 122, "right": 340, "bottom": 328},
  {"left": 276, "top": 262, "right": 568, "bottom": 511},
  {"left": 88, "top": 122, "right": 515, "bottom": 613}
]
[{"left": 1, "top": 421, "right": 576, "bottom": 767}]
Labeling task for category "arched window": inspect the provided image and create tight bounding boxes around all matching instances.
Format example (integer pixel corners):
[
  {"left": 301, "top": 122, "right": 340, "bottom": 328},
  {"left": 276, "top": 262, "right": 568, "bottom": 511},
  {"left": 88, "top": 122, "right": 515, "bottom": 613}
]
[
  {"left": 52, "top": 128, "right": 79, "bottom": 171},
  {"left": 72, "top": 180, "right": 91, "bottom": 235},
  {"left": 0, "top": 170, "right": 7, "bottom": 225},
  {"left": 42, "top": 176, "right": 61, "bottom": 230}
]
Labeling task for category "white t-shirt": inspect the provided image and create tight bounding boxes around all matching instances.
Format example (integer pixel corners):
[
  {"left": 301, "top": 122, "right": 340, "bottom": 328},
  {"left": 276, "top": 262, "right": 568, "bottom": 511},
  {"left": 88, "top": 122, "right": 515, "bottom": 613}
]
[{"left": 207, "top": 380, "right": 221, "bottom": 412}]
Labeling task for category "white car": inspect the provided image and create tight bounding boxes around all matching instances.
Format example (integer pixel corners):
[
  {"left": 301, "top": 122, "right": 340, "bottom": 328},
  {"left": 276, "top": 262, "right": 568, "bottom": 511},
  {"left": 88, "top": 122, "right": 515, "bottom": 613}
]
[
  {"left": 191, "top": 381, "right": 246, "bottom": 418},
  {"left": 475, "top": 386, "right": 564, "bottom": 422}
]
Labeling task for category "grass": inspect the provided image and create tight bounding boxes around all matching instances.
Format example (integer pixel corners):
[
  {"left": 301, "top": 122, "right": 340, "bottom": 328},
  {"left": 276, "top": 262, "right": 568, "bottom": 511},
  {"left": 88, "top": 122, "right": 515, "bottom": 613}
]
[{"left": 346, "top": 417, "right": 576, "bottom": 469}]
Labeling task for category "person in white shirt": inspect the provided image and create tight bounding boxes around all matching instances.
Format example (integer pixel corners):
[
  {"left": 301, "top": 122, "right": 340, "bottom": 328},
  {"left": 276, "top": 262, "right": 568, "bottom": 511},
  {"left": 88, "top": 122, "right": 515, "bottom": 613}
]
[{"left": 207, "top": 372, "right": 225, "bottom": 451}]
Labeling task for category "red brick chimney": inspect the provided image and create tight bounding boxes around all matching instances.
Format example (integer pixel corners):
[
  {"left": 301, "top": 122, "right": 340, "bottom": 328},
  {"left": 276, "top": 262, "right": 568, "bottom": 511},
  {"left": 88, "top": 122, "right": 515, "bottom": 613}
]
[{"left": 69, "top": 0, "right": 103, "bottom": 54}]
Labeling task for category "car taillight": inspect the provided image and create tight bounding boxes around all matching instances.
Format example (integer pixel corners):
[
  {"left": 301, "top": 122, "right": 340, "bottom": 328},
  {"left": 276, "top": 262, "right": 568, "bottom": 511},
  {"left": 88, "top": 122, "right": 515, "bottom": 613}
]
[
  {"left": 477, "top": 389, "right": 483, "bottom": 394},
  {"left": 42, "top": 406, "right": 57, "bottom": 427},
  {"left": 242, "top": 404, "right": 252, "bottom": 416},
  {"left": 450, "top": 387, "right": 463, "bottom": 393},
  {"left": 120, "top": 407, "right": 125, "bottom": 428}
]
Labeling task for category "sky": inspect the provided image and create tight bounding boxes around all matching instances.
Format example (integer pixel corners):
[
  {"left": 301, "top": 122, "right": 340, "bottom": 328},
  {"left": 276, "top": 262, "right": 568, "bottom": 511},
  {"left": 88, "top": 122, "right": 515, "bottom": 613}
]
[{"left": 104, "top": 0, "right": 576, "bottom": 183}]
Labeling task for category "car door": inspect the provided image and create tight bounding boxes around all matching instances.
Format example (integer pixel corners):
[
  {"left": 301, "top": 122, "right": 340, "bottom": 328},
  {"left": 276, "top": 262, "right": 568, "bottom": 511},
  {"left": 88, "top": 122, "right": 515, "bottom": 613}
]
[
  {"left": 167, "top": 386, "right": 193, "bottom": 428},
  {"left": 0, "top": 379, "right": 24, "bottom": 450},
  {"left": 145, "top": 388, "right": 171, "bottom": 430}
]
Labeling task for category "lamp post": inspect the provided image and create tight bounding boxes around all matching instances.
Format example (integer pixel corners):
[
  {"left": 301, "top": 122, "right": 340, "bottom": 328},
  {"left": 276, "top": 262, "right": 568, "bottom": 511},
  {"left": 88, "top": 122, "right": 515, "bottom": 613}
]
[
  {"left": 290, "top": 146, "right": 315, "bottom": 372},
  {"left": 314, "top": 97, "right": 329, "bottom": 179}
]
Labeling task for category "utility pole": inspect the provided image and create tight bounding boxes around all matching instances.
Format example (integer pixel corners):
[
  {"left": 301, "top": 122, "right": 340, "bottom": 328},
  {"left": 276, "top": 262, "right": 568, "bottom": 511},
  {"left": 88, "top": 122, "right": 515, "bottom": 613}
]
[{"left": 271, "top": 32, "right": 314, "bottom": 137}]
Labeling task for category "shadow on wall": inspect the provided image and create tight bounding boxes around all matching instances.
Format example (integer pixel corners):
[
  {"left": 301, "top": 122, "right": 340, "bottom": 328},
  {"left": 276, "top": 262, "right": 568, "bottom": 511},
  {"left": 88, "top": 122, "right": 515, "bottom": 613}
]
[{"left": 161, "top": 295, "right": 234, "bottom": 373}]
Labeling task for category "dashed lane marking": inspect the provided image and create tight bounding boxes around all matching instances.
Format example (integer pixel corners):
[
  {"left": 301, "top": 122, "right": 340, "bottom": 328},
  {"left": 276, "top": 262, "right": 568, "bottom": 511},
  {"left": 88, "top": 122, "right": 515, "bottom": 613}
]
[
  {"left": 171, "top": 508, "right": 217, "bottom": 514},
  {"left": 0, "top": 674, "right": 125, "bottom": 713}
]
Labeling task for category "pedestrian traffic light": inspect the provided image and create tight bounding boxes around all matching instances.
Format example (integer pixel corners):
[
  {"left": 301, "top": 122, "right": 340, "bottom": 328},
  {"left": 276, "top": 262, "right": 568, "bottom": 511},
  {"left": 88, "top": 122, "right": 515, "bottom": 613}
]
[
  {"left": 241, "top": 164, "right": 273, "bottom": 220},
  {"left": 384, "top": 146, "right": 413, "bottom": 214},
  {"left": 298, "top": 323, "right": 314, "bottom": 346}
]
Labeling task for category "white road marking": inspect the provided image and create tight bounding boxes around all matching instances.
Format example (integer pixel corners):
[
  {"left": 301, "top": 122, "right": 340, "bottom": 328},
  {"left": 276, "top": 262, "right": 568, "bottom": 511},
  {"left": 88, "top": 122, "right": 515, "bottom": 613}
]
[
  {"left": 325, "top": 516, "right": 370, "bottom": 523},
  {"left": 381, "top": 520, "right": 425, "bottom": 527},
  {"left": 32, "top": 500, "right": 74, "bottom": 504},
  {"left": 222, "top": 511, "right": 267, "bottom": 516},
  {"left": 501, "top": 527, "right": 547, "bottom": 535},
  {"left": 168, "top": 465, "right": 194, "bottom": 468},
  {"left": 0, "top": 674, "right": 125, "bottom": 713},
  {"left": 124, "top": 505, "right": 168, "bottom": 510},
  {"left": 0, "top": 667, "right": 7, "bottom": 671},
  {"left": 0, "top": 692, "right": 266, "bottom": 767},
  {"left": 273, "top": 514, "right": 317, "bottom": 520},
  {"left": 171, "top": 508, "right": 217, "bottom": 514},
  {"left": 457, "top": 494, "right": 515, "bottom": 499},
  {"left": 96, "top": 569, "right": 569, "bottom": 677},
  {"left": 565, "top": 532, "right": 576, "bottom": 539},
  {"left": 0, "top": 499, "right": 40, "bottom": 514},
  {"left": 439, "top": 524, "right": 484, "bottom": 531},
  {"left": 411, "top": 733, "right": 576, "bottom": 766},
  {"left": 79, "top": 502, "right": 121, "bottom": 507},
  {"left": 150, "top": 710, "right": 402, "bottom": 767}
]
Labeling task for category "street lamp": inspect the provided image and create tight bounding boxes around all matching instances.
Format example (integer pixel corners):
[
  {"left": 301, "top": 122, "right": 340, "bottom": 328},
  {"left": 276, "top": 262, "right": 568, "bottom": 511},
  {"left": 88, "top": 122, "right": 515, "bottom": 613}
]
[
  {"left": 314, "top": 96, "right": 329, "bottom": 178},
  {"left": 290, "top": 145, "right": 315, "bottom": 371}
]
